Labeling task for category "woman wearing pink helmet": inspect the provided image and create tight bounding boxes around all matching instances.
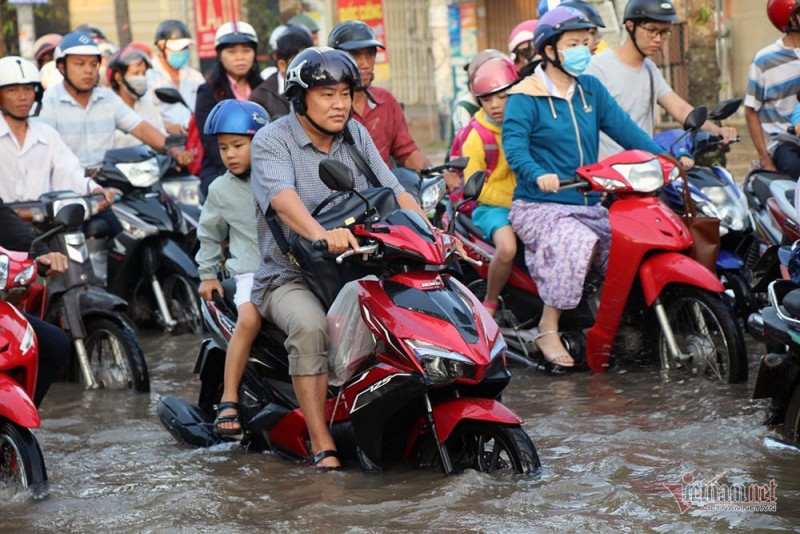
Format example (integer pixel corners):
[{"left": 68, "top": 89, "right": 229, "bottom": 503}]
[
  {"left": 462, "top": 56, "right": 520, "bottom": 316},
  {"left": 508, "top": 20, "right": 538, "bottom": 72}
]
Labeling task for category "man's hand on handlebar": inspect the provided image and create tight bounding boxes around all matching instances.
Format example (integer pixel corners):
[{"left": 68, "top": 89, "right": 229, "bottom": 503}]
[
  {"left": 536, "top": 173, "right": 560, "bottom": 193},
  {"left": 678, "top": 155, "right": 695, "bottom": 170},
  {"left": 716, "top": 126, "right": 739, "bottom": 146},
  {"left": 198, "top": 279, "right": 224, "bottom": 302},
  {"left": 444, "top": 172, "right": 462, "bottom": 194},
  {"left": 36, "top": 252, "right": 68, "bottom": 276},
  {"left": 93, "top": 187, "right": 118, "bottom": 204},
  {"left": 318, "top": 228, "right": 360, "bottom": 255},
  {"left": 167, "top": 146, "right": 194, "bottom": 167}
]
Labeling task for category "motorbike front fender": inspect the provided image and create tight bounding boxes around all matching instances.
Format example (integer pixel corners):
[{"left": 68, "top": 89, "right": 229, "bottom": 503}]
[
  {"left": 717, "top": 249, "right": 744, "bottom": 271},
  {"left": 0, "top": 374, "right": 39, "bottom": 428},
  {"left": 404, "top": 397, "right": 523, "bottom": 460},
  {"left": 639, "top": 252, "right": 725, "bottom": 307},
  {"left": 157, "top": 237, "right": 199, "bottom": 279}
]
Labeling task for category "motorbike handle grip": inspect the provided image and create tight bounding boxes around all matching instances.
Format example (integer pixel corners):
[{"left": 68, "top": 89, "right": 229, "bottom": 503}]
[{"left": 312, "top": 239, "right": 328, "bottom": 251}]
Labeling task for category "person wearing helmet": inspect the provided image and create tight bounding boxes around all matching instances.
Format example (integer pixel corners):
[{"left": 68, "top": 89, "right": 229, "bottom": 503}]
[
  {"left": 502, "top": 6, "right": 664, "bottom": 369},
  {"left": 195, "top": 20, "right": 263, "bottom": 196},
  {"left": 39, "top": 32, "right": 194, "bottom": 170},
  {"left": 585, "top": 0, "right": 735, "bottom": 161},
  {"left": 74, "top": 23, "right": 106, "bottom": 43},
  {"left": 147, "top": 19, "right": 205, "bottom": 134},
  {"left": 34, "top": 33, "right": 62, "bottom": 70},
  {"left": 96, "top": 39, "right": 119, "bottom": 88},
  {"left": 745, "top": 0, "right": 800, "bottom": 176},
  {"left": 461, "top": 56, "right": 520, "bottom": 316},
  {"left": 108, "top": 45, "right": 167, "bottom": 148},
  {"left": 250, "top": 47, "right": 428, "bottom": 470},
  {"left": 195, "top": 100, "right": 269, "bottom": 439},
  {"left": 328, "top": 20, "right": 460, "bottom": 192},
  {"left": 0, "top": 55, "right": 113, "bottom": 204},
  {"left": 288, "top": 13, "right": 320, "bottom": 45},
  {"left": 250, "top": 24, "right": 313, "bottom": 120},
  {"left": 538, "top": 0, "right": 607, "bottom": 55},
  {"left": 508, "top": 20, "right": 538, "bottom": 72}
]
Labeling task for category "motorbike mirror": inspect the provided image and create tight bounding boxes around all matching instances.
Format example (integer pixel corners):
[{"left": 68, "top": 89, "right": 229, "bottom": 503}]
[
  {"left": 155, "top": 87, "right": 190, "bottom": 109},
  {"left": 54, "top": 203, "right": 85, "bottom": 231},
  {"left": 708, "top": 98, "right": 742, "bottom": 121},
  {"left": 319, "top": 159, "right": 355, "bottom": 192},
  {"left": 462, "top": 171, "right": 486, "bottom": 201},
  {"left": 683, "top": 106, "right": 708, "bottom": 132},
  {"left": 447, "top": 157, "right": 469, "bottom": 171}
]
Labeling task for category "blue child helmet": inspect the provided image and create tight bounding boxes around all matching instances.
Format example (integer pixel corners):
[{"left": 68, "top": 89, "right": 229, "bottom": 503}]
[{"left": 203, "top": 100, "right": 270, "bottom": 136}]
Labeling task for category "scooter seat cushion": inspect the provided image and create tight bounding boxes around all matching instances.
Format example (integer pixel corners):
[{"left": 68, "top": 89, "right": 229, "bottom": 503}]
[
  {"left": 769, "top": 180, "right": 797, "bottom": 224},
  {"left": 751, "top": 170, "right": 793, "bottom": 207},
  {"left": 783, "top": 289, "right": 800, "bottom": 319}
]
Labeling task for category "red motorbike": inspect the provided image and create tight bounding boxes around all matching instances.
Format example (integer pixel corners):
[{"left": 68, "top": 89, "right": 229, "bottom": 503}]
[
  {"left": 455, "top": 146, "right": 747, "bottom": 383},
  {"left": 158, "top": 160, "right": 540, "bottom": 475},
  {"left": 0, "top": 246, "right": 46, "bottom": 491}
]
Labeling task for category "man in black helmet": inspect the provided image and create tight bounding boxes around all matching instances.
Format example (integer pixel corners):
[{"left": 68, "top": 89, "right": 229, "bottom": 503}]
[
  {"left": 250, "top": 47, "right": 430, "bottom": 470},
  {"left": 147, "top": 19, "right": 205, "bottom": 134},
  {"left": 585, "top": 0, "right": 736, "bottom": 160},
  {"left": 328, "top": 20, "right": 461, "bottom": 193}
]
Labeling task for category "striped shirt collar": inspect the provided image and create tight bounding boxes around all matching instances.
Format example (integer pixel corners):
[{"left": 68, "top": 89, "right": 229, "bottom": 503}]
[
  {"left": 287, "top": 111, "right": 345, "bottom": 152},
  {"left": 53, "top": 80, "right": 105, "bottom": 107}
]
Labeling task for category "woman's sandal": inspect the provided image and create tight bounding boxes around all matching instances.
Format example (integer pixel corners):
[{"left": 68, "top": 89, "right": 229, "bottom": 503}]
[
  {"left": 534, "top": 330, "right": 575, "bottom": 368},
  {"left": 213, "top": 401, "right": 244, "bottom": 440},
  {"left": 312, "top": 449, "right": 342, "bottom": 472}
]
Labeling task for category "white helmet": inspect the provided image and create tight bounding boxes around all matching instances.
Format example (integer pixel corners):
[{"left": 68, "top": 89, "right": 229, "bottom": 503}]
[
  {"left": 214, "top": 21, "right": 258, "bottom": 50},
  {"left": 0, "top": 56, "right": 42, "bottom": 89}
]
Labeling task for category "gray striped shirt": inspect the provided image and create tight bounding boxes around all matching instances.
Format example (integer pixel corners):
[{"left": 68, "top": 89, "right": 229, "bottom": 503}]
[{"left": 250, "top": 112, "right": 405, "bottom": 305}]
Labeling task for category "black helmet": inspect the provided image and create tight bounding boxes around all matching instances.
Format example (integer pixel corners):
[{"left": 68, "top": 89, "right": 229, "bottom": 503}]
[
  {"left": 74, "top": 24, "right": 106, "bottom": 42},
  {"left": 284, "top": 46, "right": 360, "bottom": 115},
  {"left": 275, "top": 24, "right": 314, "bottom": 61},
  {"left": 328, "top": 20, "right": 385, "bottom": 51},
  {"left": 155, "top": 19, "right": 192, "bottom": 43},
  {"left": 623, "top": 0, "right": 680, "bottom": 23},
  {"left": 561, "top": 1, "right": 606, "bottom": 28}
]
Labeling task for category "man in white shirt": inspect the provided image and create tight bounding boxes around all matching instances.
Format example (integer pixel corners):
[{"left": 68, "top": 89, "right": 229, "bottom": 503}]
[
  {"left": 0, "top": 56, "right": 113, "bottom": 204},
  {"left": 147, "top": 19, "right": 205, "bottom": 134}
]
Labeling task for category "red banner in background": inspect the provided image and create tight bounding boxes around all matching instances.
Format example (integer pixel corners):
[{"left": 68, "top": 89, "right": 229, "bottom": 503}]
[
  {"left": 337, "top": 0, "right": 390, "bottom": 81},
  {"left": 194, "top": 0, "right": 242, "bottom": 59}
]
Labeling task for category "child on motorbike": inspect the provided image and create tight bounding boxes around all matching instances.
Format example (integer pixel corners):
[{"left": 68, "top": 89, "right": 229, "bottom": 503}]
[
  {"left": 502, "top": 6, "right": 664, "bottom": 368},
  {"left": 195, "top": 99, "right": 269, "bottom": 439},
  {"left": 460, "top": 56, "right": 520, "bottom": 316}
]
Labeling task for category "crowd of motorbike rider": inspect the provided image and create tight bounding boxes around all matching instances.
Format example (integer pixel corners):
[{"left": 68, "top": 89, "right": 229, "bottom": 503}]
[{"left": 1, "top": 0, "right": 798, "bottom": 471}]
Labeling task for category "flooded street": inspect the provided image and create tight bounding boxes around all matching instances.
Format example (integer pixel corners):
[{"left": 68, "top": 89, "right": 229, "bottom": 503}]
[{"left": 3, "top": 331, "right": 800, "bottom": 533}]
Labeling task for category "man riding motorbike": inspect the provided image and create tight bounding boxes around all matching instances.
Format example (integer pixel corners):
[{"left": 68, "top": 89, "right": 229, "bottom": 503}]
[{"left": 250, "top": 46, "right": 430, "bottom": 470}]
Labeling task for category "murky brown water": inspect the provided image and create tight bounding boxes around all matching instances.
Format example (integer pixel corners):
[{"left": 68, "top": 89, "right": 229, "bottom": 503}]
[{"left": 2, "top": 332, "right": 799, "bottom": 533}]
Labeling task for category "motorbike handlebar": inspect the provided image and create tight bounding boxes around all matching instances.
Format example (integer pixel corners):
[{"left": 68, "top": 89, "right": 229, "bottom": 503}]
[
  {"left": 312, "top": 239, "right": 327, "bottom": 251},
  {"left": 557, "top": 177, "right": 588, "bottom": 192}
]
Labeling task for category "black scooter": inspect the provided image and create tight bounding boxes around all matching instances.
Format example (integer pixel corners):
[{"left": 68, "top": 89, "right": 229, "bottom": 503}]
[
  {"left": 11, "top": 193, "right": 149, "bottom": 391},
  {"left": 92, "top": 146, "right": 203, "bottom": 334}
]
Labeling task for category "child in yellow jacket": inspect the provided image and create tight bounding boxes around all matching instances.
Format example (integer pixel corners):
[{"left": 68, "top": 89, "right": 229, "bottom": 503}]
[{"left": 461, "top": 56, "right": 520, "bottom": 316}]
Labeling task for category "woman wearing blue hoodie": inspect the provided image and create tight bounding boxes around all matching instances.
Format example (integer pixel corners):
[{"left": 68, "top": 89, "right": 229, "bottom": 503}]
[{"left": 502, "top": 6, "right": 664, "bottom": 368}]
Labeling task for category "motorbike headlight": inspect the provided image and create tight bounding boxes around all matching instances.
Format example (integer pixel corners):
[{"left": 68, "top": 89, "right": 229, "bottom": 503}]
[
  {"left": 116, "top": 157, "right": 160, "bottom": 188},
  {"left": 403, "top": 338, "right": 476, "bottom": 382},
  {"left": 52, "top": 197, "right": 89, "bottom": 220},
  {"left": 700, "top": 186, "right": 747, "bottom": 232},
  {"left": 13, "top": 264, "right": 35, "bottom": 287},
  {"left": 593, "top": 177, "right": 627, "bottom": 191},
  {"left": 20, "top": 321, "right": 35, "bottom": 355},
  {"left": 0, "top": 254, "right": 8, "bottom": 289},
  {"left": 112, "top": 206, "right": 159, "bottom": 239},
  {"left": 161, "top": 179, "right": 201, "bottom": 207},
  {"left": 612, "top": 159, "right": 665, "bottom": 192},
  {"left": 666, "top": 166, "right": 680, "bottom": 184},
  {"left": 693, "top": 196, "right": 721, "bottom": 219},
  {"left": 420, "top": 177, "right": 447, "bottom": 217}
]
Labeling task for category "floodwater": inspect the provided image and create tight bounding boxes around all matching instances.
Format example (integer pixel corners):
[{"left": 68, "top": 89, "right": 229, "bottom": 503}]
[{"left": 2, "top": 332, "right": 799, "bottom": 533}]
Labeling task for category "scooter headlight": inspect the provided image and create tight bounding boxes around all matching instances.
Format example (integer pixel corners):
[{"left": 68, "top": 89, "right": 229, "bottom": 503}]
[
  {"left": 20, "top": 321, "right": 35, "bottom": 355},
  {"left": 116, "top": 157, "right": 160, "bottom": 188},
  {"left": 403, "top": 338, "right": 476, "bottom": 382},
  {"left": 13, "top": 264, "right": 36, "bottom": 287},
  {"left": 612, "top": 159, "right": 665, "bottom": 192},
  {"left": 420, "top": 177, "right": 447, "bottom": 218},
  {"left": 0, "top": 254, "right": 9, "bottom": 289},
  {"left": 700, "top": 185, "right": 747, "bottom": 232},
  {"left": 161, "top": 179, "right": 201, "bottom": 207},
  {"left": 112, "top": 205, "right": 159, "bottom": 239}
]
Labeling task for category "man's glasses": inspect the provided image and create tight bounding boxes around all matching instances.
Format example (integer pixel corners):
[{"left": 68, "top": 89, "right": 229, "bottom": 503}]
[{"left": 640, "top": 25, "right": 672, "bottom": 40}]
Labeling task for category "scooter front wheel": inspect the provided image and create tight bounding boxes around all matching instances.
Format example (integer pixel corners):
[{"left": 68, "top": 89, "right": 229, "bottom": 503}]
[
  {"left": 83, "top": 316, "right": 150, "bottom": 392},
  {"left": 657, "top": 286, "right": 748, "bottom": 384},
  {"left": 162, "top": 274, "right": 203, "bottom": 334},
  {"left": 0, "top": 420, "right": 47, "bottom": 492},
  {"left": 443, "top": 422, "right": 540, "bottom": 475}
]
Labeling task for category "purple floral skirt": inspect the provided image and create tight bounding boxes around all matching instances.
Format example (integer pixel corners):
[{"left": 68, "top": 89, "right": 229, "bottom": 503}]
[{"left": 509, "top": 200, "right": 611, "bottom": 310}]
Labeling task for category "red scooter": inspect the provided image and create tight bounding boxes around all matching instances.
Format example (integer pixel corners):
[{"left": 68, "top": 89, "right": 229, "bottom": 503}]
[
  {"left": 0, "top": 247, "right": 45, "bottom": 491},
  {"left": 455, "top": 126, "right": 746, "bottom": 383},
  {"left": 158, "top": 160, "right": 540, "bottom": 475}
]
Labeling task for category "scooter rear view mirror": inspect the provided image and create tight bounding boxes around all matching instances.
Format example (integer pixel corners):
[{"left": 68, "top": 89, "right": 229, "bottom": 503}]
[
  {"left": 463, "top": 170, "right": 486, "bottom": 201},
  {"left": 154, "top": 87, "right": 190, "bottom": 109},
  {"left": 708, "top": 98, "right": 742, "bottom": 122},
  {"left": 447, "top": 157, "right": 469, "bottom": 171},
  {"left": 54, "top": 203, "right": 85, "bottom": 230},
  {"left": 319, "top": 159, "right": 355, "bottom": 192},
  {"left": 683, "top": 105, "right": 708, "bottom": 132}
]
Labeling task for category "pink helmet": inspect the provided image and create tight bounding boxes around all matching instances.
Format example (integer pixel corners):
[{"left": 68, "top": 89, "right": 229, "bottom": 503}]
[
  {"left": 508, "top": 20, "right": 537, "bottom": 53},
  {"left": 472, "top": 57, "right": 519, "bottom": 98},
  {"left": 466, "top": 49, "right": 506, "bottom": 87}
]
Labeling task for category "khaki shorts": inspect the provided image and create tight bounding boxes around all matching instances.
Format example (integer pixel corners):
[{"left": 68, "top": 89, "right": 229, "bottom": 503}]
[{"left": 256, "top": 282, "right": 328, "bottom": 376}]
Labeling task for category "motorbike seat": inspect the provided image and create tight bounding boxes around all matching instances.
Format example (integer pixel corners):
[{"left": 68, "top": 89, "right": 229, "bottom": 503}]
[
  {"left": 783, "top": 289, "right": 800, "bottom": 319},
  {"left": 750, "top": 170, "right": 793, "bottom": 208},
  {"left": 769, "top": 180, "right": 797, "bottom": 223}
]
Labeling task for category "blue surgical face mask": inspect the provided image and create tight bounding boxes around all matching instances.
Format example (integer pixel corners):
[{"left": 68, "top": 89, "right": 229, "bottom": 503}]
[
  {"left": 166, "top": 49, "right": 190, "bottom": 69},
  {"left": 559, "top": 45, "right": 591, "bottom": 77}
]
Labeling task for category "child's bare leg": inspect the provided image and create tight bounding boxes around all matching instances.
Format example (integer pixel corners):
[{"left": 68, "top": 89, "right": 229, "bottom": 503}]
[
  {"left": 484, "top": 225, "right": 516, "bottom": 316},
  {"left": 218, "top": 302, "right": 261, "bottom": 430}
]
